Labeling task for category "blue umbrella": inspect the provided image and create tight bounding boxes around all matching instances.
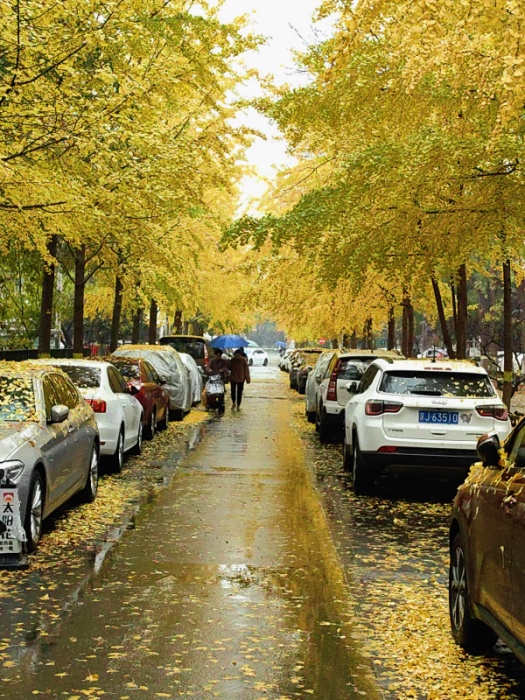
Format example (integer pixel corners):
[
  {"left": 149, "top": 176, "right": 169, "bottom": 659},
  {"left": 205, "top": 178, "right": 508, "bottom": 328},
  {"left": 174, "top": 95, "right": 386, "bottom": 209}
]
[
  {"left": 275, "top": 341, "right": 286, "bottom": 349},
  {"left": 210, "top": 334, "right": 249, "bottom": 349}
]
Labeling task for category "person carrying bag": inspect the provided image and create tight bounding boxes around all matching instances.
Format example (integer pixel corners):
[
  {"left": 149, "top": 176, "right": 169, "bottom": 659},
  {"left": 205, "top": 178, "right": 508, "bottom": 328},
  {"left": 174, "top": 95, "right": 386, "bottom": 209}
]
[{"left": 229, "top": 348, "right": 251, "bottom": 411}]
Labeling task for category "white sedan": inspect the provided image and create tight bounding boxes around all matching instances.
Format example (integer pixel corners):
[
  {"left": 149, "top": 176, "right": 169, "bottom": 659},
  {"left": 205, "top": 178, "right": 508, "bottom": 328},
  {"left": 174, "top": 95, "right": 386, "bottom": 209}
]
[
  {"left": 245, "top": 348, "right": 269, "bottom": 366},
  {"left": 47, "top": 360, "right": 144, "bottom": 472}
]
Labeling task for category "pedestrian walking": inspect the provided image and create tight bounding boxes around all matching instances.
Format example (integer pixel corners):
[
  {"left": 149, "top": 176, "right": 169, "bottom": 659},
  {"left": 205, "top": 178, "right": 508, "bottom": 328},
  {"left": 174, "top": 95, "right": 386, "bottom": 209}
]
[
  {"left": 229, "top": 348, "right": 250, "bottom": 410},
  {"left": 206, "top": 348, "right": 230, "bottom": 413}
]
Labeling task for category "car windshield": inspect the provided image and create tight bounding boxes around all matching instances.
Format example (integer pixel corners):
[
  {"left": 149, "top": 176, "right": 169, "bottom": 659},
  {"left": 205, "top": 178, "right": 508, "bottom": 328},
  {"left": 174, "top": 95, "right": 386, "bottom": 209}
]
[
  {"left": 160, "top": 338, "right": 204, "bottom": 359},
  {"left": 380, "top": 371, "right": 495, "bottom": 397},
  {"left": 0, "top": 376, "right": 36, "bottom": 421},
  {"left": 59, "top": 365, "right": 101, "bottom": 389},
  {"left": 110, "top": 360, "right": 140, "bottom": 380},
  {"left": 338, "top": 359, "right": 372, "bottom": 380}
]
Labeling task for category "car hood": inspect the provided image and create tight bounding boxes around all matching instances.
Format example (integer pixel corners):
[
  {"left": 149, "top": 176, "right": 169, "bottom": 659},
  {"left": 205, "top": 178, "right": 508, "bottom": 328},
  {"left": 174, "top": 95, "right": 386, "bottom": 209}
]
[{"left": 0, "top": 422, "right": 40, "bottom": 461}]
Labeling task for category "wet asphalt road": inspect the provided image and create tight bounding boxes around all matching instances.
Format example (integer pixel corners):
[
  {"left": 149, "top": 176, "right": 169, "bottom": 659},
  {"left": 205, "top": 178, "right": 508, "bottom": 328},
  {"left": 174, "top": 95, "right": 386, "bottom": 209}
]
[{"left": 3, "top": 363, "right": 379, "bottom": 699}]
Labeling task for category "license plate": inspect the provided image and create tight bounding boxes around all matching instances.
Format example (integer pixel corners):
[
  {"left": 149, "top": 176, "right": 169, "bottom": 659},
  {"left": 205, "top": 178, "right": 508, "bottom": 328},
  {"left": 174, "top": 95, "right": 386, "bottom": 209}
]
[
  {"left": 419, "top": 410, "right": 459, "bottom": 425},
  {"left": 0, "top": 488, "right": 23, "bottom": 554}
]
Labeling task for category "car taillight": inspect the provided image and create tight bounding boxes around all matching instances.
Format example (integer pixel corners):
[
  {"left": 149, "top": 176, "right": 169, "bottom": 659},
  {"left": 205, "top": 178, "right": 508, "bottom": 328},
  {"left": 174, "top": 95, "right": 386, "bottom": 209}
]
[
  {"left": 377, "top": 446, "right": 398, "bottom": 453},
  {"left": 326, "top": 361, "right": 341, "bottom": 401},
  {"left": 476, "top": 405, "right": 508, "bottom": 421},
  {"left": 365, "top": 400, "right": 403, "bottom": 416},
  {"left": 86, "top": 399, "right": 107, "bottom": 413}
]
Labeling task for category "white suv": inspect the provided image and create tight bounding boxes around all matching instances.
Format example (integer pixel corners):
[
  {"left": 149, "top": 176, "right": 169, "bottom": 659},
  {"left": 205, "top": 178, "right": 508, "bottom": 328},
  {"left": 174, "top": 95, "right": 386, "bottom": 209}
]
[{"left": 343, "top": 358, "right": 511, "bottom": 495}]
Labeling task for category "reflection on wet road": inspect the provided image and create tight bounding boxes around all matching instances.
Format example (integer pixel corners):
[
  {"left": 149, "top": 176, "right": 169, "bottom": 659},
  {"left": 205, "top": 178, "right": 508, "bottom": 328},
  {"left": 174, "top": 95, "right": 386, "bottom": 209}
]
[{"left": 4, "top": 365, "right": 379, "bottom": 698}]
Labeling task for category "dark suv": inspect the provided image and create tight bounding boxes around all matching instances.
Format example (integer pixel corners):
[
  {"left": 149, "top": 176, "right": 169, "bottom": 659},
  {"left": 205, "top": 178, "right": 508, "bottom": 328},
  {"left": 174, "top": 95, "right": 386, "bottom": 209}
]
[
  {"left": 449, "top": 421, "right": 525, "bottom": 663},
  {"left": 159, "top": 335, "right": 211, "bottom": 371}
]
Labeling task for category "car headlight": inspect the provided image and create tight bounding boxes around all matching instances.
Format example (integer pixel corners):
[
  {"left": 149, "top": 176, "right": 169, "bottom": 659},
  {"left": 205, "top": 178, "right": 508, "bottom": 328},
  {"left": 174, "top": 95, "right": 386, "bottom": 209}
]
[{"left": 0, "top": 460, "right": 25, "bottom": 484}]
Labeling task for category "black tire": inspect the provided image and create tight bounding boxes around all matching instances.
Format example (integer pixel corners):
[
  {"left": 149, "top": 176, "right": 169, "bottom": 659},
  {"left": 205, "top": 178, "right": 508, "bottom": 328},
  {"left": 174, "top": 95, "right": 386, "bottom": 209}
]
[
  {"left": 169, "top": 408, "right": 184, "bottom": 421},
  {"left": 263, "top": 359, "right": 268, "bottom": 366},
  {"left": 298, "top": 380, "right": 306, "bottom": 395},
  {"left": 318, "top": 410, "right": 333, "bottom": 444},
  {"left": 111, "top": 428, "right": 125, "bottom": 472},
  {"left": 79, "top": 445, "right": 99, "bottom": 503},
  {"left": 449, "top": 532, "right": 498, "bottom": 653},
  {"left": 25, "top": 471, "right": 44, "bottom": 553},
  {"left": 249, "top": 359, "right": 253, "bottom": 366},
  {"left": 307, "top": 410, "right": 316, "bottom": 424},
  {"left": 130, "top": 420, "right": 143, "bottom": 455},
  {"left": 158, "top": 404, "right": 170, "bottom": 430},
  {"left": 352, "top": 436, "right": 374, "bottom": 495},
  {"left": 342, "top": 434, "right": 353, "bottom": 472},
  {"left": 145, "top": 409, "right": 156, "bottom": 440}
]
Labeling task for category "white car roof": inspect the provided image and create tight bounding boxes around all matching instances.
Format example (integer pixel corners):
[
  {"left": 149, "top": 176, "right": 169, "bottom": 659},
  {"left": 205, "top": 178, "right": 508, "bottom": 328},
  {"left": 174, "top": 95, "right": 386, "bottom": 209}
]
[
  {"left": 41, "top": 358, "right": 112, "bottom": 370},
  {"left": 373, "top": 358, "right": 489, "bottom": 374}
]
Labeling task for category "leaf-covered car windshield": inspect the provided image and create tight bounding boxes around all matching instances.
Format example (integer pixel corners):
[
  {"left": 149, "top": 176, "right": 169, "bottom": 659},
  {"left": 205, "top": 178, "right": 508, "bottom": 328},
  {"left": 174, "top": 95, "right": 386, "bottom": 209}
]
[
  {"left": 380, "top": 371, "right": 495, "bottom": 398},
  {"left": 58, "top": 365, "right": 101, "bottom": 389},
  {"left": 110, "top": 360, "right": 140, "bottom": 380},
  {"left": 0, "top": 376, "right": 36, "bottom": 421}
]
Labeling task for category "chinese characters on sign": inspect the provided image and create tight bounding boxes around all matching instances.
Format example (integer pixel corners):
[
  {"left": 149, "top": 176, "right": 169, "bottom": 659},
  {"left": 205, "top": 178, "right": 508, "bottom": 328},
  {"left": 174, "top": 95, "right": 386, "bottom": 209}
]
[{"left": 0, "top": 489, "right": 23, "bottom": 554}]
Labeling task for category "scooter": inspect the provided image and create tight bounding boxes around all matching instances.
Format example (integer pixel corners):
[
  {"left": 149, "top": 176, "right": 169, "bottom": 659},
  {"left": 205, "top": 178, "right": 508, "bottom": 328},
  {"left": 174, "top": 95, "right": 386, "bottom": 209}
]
[{"left": 205, "top": 373, "right": 225, "bottom": 413}]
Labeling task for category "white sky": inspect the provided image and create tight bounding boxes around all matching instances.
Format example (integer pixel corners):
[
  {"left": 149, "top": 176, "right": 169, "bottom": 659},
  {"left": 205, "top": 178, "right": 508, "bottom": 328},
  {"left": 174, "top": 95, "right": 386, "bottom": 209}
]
[{"left": 217, "top": 0, "right": 334, "bottom": 213}]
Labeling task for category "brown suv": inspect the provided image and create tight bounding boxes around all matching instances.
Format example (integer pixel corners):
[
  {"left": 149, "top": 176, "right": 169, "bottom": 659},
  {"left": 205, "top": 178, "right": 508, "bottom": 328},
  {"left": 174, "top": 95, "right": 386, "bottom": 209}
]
[
  {"left": 159, "top": 335, "right": 211, "bottom": 371},
  {"left": 449, "top": 420, "right": 525, "bottom": 663}
]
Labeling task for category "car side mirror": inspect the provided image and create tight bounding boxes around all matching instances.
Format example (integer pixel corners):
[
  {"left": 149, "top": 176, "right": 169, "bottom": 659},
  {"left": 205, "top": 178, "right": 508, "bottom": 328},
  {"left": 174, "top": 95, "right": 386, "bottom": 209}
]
[
  {"left": 129, "top": 384, "right": 140, "bottom": 396},
  {"left": 476, "top": 432, "right": 502, "bottom": 467},
  {"left": 50, "top": 404, "right": 69, "bottom": 423},
  {"left": 345, "top": 381, "right": 359, "bottom": 393}
]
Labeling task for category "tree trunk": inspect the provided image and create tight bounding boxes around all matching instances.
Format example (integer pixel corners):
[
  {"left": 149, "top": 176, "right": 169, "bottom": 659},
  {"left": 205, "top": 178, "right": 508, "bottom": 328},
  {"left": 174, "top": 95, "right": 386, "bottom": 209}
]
[
  {"left": 407, "top": 300, "right": 414, "bottom": 358},
  {"left": 456, "top": 264, "right": 468, "bottom": 359},
  {"left": 401, "top": 291, "right": 414, "bottom": 358},
  {"left": 350, "top": 331, "right": 357, "bottom": 349},
  {"left": 173, "top": 310, "right": 182, "bottom": 334},
  {"left": 38, "top": 235, "right": 58, "bottom": 356},
  {"left": 502, "top": 259, "right": 513, "bottom": 409},
  {"left": 148, "top": 299, "right": 158, "bottom": 345},
  {"left": 110, "top": 274, "right": 123, "bottom": 353},
  {"left": 431, "top": 275, "right": 456, "bottom": 359},
  {"left": 387, "top": 306, "right": 395, "bottom": 350},
  {"left": 132, "top": 308, "right": 142, "bottom": 344},
  {"left": 450, "top": 277, "right": 458, "bottom": 347},
  {"left": 73, "top": 244, "right": 86, "bottom": 356}
]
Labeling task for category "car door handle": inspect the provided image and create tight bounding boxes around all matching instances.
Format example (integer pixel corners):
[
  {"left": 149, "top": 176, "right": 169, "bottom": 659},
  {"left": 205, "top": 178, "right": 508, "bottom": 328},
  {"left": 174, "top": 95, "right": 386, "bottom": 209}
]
[{"left": 502, "top": 494, "right": 517, "bottom": 509}]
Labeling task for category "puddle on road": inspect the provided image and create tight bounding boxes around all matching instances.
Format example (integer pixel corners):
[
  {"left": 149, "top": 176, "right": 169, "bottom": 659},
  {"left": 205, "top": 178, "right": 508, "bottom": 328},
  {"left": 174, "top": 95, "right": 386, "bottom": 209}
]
[{"left": 1, "top": 381, "right": 380, "bottom": 699}]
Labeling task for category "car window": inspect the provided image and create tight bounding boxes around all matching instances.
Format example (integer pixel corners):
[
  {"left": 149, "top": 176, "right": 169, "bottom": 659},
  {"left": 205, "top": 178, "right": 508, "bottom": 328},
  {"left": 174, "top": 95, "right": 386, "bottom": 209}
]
[
  {"left": 110, "top": 360, "right": 140, "bottom": 381},
  {"left": 338, "top": 359, "right": 371, "bottom": 381},
  {"left": 379, "top": 371, "right": 495, "bottom": 397},
  {"left": 52, "top": 374, "right": 80, "bottom": 409},
  {"left": 0, "top": 376, "right": 37, "bottom": 422},
  {"left": 42, "top": 375, "right": 62, "bottom": 421},
  {"left": 315, "top": 353, "right": 334, "bottom": 379},
  {"left": 144, "top": 361, "right": 160, "bottom": 384},
  {"left": 160, "top": 338, "right": 204, "bottom": 359},
  {"left": 358, "top": 365, "right": 380, "bottom": 393},
  {"left": 58, "top": 365, "right": 101, "bottom": 389},
  {"left": 107, "top": 366, "right": 129, "bottom": 394}
]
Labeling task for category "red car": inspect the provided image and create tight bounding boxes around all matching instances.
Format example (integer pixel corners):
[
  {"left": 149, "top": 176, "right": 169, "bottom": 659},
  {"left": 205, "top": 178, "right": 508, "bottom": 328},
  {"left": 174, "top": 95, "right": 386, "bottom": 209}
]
[{"left": 106, "top": 357, "right": 170, "bottom": 439}]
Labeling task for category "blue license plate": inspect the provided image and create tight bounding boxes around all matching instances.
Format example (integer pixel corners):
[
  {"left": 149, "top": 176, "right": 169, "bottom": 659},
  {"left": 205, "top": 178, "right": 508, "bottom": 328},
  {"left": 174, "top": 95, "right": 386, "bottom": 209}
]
[{"left": 419, "top": 410, "right": 459, "bottom": 425}]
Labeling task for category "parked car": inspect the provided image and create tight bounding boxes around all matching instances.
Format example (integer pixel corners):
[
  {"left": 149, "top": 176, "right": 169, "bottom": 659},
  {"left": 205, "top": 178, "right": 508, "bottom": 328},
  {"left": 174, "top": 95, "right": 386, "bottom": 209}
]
[
  {"left": 290, "top": 350, "right": 323, "bottom": 392},
  {"left": 343, "top": 358, "right": 511, "bottom": 495},
  {"left": 316, "top": 350, "right": 401, "bottom": 443},
  {"left": 44, "top": 359, "right": 143, "bottom": 471},
  {"left": 279, "top": 349, "right": 299, "bottom": 373},
  {"left": 104, "top": 356, "right": 170, "bottom": 439},
  {"left": 245, "top": 347, "right": 269, "bottom": 367},
  {"left": 159, "top": 335, "right": 211, "bottom": 372},
  {"left": 305, "top": 351, "right": 337, "bottom": 422},
  {"left": 179, "top": 352, "right": 203, "bottom": 405},
  {"left": 0, "top": 361, "right": 99, "bottom": 552},
  {"left": 112, "top": 344, "right": 192, "bottom": 420},
  {"left": 449, "top": 423, "right": 525, "bottom": 664}
]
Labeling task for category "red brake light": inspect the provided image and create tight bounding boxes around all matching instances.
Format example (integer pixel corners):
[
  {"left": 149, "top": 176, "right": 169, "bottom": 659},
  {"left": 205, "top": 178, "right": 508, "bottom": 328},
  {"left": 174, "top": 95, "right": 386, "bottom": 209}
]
[
  {"left": 326, "top": 361, "right": 341, "bottom": 401},
  {"left": 86, "top": 398, "right": 107, "bottom": 413},
  {"left": 476, "top": 405, "right": 508, "bottom": 421},
  {"left": 377, "top": 445, "right": 398, "bottom": 453},
  {"left": 365, "top": 400, "right": 403, "bottom": 416}
]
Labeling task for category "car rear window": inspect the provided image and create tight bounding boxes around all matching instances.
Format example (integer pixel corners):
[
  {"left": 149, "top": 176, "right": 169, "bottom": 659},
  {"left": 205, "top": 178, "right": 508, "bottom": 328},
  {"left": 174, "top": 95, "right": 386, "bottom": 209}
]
[
  {"left": 59, "top": 365, "right": 101, "bottom": 389},
  {"left": 380, "top": 370, "right": 495, "bottom": 397},
  {"left": 338, "top": 359, "right": 373, "bottom": 380},
  {"left": 110, "top": 360, "right": 140, "bottom": 380},
  {"left": 160, "top": 338, "right": 204, "bottom": 359},
  {"left": 0, "top": 376, "right": 36, "bottom": 421}
]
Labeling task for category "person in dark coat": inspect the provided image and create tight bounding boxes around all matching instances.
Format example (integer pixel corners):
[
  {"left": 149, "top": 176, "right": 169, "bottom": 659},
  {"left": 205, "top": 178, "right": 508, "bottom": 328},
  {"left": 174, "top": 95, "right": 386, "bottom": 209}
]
[{"left": 229, "top": 348, "right": 251, "bottom": 410}]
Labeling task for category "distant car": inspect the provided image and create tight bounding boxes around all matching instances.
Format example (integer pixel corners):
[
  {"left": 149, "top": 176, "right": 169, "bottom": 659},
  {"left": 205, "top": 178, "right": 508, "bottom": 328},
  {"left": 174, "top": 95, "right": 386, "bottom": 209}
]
[
  {"left": 449, "top": 423, "right": 525, "bottom": 664},
  {"left": 112, "top": 344, "right": 192, "bottom": 420},
  {"left": 245, "top": 348, "right": 269, "bottom": 366},
  {"left": 289, "top": 350, "right": 323, "bottom": 392},
  {"left": 159, "top": 335, "right": 211, "bottom": 372},
  {"left": 0, "top": 361, "right": 99, "bottom": 552},
  {"left": 179, "top": 352, "right": 203, "bottom": 405},
  {"left": 343, "top": 358, "right": 511, "bottom": 495},
  {"left": 305, "top": 351, "right": 336, "bottom": 422},
  {"left": 105, "top": 357, "right": 170, "bottom": 440},
  {"left": 45, "top": 359, "right": 144, "bottom": 471}
]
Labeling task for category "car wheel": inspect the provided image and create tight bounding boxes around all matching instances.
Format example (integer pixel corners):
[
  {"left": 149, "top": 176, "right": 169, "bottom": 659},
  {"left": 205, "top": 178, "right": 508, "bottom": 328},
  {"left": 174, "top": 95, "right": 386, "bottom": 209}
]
[
  {"left": 79, "top": 445, "right": 99, "bottom": 503},
  {"left": 318, "top": 410, "right": 333, "bottom": 444},
  {"left": 449, "top": 532, "right": 498, "bottom": 653},
  {"left": 169, "top": 408, "right": 184, "bottom": 422},
  {"left": 307, "top": 411, "right": 316, "bottom": 424},
  {"left": 342, "top": 434, "right": 353, "bottom": 472},
  {"left": 298, "top": 380, "right": 305, "bottom": 395},
  {"left": 249, "top": 359, "right": 253, "bottom": 366},
  {"left": 145, "top": 409, "right": 156, "bottom": 440},
  {"left": 263, "top": 359, "right": 268, "bottom": 366},
  {"left": 130, "top": 420, "right": 143, "bottom": 455},
  {"left": 352, "top": 436, "right": 374, "bottom": 495},
  {"left": 111, "top": 428, "right": 125, "bottom": 472},
  {"left": 158, "top": 404, "right": 170, "bottom": 430},
  {"left": 25, "top": 471, "right": 44, "bottom": 553}
]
